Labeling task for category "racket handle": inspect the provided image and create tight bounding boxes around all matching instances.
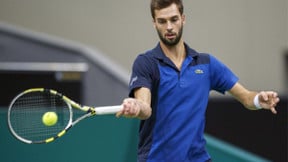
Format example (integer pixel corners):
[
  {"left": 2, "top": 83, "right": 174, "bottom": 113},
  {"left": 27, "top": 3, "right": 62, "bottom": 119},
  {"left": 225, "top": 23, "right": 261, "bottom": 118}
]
[{"left": 94, "top": 105, "right": 123, "bottom": 115}]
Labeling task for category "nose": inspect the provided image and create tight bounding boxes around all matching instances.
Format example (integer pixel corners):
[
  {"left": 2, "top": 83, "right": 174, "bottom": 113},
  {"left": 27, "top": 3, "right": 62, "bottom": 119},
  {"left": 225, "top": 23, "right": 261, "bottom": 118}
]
[{"left": 166, "top": 21, "right": 173, "bottom": 31}]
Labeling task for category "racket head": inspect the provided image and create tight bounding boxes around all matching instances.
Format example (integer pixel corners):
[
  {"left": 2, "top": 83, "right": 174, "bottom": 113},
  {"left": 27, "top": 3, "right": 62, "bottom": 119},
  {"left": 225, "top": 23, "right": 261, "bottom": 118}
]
[{"left": 7, "top": 88, "right": 72, "bottom": 144}]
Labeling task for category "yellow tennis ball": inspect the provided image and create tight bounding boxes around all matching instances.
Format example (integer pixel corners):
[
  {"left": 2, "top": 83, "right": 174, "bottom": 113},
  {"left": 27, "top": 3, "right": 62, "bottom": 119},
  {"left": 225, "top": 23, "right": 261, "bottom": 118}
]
[{"left": 42, "top": 112, "right": 58, "bottom": 126}]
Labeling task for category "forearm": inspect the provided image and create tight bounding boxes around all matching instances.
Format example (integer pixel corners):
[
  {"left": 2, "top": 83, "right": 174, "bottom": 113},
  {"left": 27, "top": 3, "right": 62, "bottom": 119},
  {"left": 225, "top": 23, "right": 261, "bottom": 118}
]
[
  {"left": 134, "top": 87, "right": 152, "bottom": 119},
  {"left": 133, "top": 98, "right": 152, "bottom": 120},
  {"left": 229, "top": 83, "right": 257, "bottom": 110},
  {"left": 238, "top": 91, "right": 259, "bottom": 110},
  {"left": 116, "top": 87, "right": 152, "bottom": 119},
  {"left": 229, "top": 83, "right": 280, "bottom": 114}
]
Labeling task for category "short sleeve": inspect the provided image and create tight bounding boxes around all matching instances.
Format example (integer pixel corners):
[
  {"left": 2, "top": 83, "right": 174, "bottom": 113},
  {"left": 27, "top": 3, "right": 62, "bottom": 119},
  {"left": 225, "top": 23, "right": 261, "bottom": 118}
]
[
  {"left": 209, "top": 55, "right": 239, "bottom": 94},
  {"left": 129, "top": 54, "right": 155, "bottom": 97}
]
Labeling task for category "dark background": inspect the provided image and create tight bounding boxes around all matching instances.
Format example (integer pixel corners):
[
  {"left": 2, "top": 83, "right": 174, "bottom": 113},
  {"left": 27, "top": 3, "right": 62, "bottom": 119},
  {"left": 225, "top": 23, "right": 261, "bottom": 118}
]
[{"left": 206, "top": 96, "right": 287, "bottom": 162}]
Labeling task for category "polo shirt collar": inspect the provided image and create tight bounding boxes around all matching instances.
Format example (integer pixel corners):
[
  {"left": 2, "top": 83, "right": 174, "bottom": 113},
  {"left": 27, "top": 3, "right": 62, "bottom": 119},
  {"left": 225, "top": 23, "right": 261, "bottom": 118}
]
[{"left": 152, "top": 42, "right": 199, "bottom": 61}]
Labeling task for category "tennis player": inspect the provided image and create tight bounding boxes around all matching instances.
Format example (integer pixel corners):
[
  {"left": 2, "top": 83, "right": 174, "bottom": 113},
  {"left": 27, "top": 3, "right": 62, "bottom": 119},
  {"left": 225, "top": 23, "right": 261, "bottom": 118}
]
[{"left": 116, "top": 0, "right": 280, "bottom": 161}]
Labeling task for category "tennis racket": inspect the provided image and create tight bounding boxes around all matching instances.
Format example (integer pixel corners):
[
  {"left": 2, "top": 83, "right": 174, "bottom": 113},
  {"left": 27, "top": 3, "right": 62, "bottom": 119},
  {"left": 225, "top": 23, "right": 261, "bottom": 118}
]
[{"left": 7, "top": 88, "right": 123, "bottom": 144}]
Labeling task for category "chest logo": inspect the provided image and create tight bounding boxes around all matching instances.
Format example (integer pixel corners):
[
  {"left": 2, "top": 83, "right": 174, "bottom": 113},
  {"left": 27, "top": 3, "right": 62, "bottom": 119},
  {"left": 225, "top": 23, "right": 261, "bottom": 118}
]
[{"left": 194, "top": 69, "right": 204, "bottom": 74}]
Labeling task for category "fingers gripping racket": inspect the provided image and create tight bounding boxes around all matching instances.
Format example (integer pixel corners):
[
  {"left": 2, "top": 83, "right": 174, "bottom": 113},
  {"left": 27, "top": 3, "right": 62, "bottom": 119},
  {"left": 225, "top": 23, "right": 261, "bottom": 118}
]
[{"left": 7, "top": 88, "right": 122, "bottom": 144}]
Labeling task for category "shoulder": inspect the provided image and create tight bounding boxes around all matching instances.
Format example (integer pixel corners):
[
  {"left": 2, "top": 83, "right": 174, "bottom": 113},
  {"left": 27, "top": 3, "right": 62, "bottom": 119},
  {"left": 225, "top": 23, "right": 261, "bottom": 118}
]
[
  {"left": 195, "top": 53, "right": 211, "bottom": 64},
  {"left": 185, "top": 43, "right": 211, "bottom": 65},
  {"left": 133, "top": 49, "right": 158, "bottom": 67},
  {"left": 189, "top": 52, "right": 212, "bottom": 66},
  {"left": 193, "top": 52, "right": 224, "bottom": 66}
]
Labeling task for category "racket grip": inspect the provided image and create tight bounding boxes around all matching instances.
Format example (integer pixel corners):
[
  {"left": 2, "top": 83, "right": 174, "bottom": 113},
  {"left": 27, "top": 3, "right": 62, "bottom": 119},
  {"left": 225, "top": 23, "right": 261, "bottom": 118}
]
[{"left": 94, "top": 105, "right": 123, "bottom": 115}]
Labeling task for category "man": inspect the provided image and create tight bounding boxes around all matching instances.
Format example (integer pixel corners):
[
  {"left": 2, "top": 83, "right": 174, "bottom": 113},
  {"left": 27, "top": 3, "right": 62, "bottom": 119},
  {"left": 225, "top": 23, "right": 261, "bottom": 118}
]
[{"left": 116, "top": 0, "right": 280, "bottom": 161}]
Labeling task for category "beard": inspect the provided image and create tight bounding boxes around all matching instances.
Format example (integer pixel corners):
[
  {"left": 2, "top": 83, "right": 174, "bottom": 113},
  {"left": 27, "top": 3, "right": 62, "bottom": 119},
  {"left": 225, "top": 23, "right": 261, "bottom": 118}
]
[{"left": 156, "top": 25, "right": 183, "bottom": 46}]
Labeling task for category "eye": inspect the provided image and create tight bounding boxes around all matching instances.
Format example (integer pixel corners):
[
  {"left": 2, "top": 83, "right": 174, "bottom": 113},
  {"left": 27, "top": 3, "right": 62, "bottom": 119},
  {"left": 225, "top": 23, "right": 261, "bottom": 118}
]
[
  {"left": 171, "top": 16, "right": 179, "bottom": 23},
  {"left": 157, "top": 19, "right": 166, "bottom": 24}
]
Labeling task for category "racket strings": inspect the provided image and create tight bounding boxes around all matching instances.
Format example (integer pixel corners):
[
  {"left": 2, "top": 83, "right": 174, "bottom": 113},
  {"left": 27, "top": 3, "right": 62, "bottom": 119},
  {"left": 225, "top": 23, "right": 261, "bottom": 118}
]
[{"left": 9, "top": 91, "right": 71, "bottom": 142}]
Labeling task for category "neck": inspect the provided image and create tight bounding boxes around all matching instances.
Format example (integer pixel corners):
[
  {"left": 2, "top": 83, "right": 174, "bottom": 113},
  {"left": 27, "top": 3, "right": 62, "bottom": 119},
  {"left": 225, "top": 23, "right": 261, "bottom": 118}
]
[
  {"left": 161, "top": 40, "right": 185, "bottom": 56},
  {"left": 160, "top": 40, "right": 186, "bottom": 70}
]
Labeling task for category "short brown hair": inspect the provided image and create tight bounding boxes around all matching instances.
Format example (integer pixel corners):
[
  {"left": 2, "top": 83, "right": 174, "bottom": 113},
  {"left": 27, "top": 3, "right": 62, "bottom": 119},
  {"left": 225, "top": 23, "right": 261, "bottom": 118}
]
[{"left": 150, "top": 0, "right": 184, "bottom": 19}]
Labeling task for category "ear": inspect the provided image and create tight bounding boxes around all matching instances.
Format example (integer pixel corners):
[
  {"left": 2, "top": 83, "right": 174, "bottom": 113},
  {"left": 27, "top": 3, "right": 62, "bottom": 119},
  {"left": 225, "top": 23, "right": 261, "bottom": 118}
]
[
  {"left": 182, "top": 14, "right": 186, "bottom": 25},
  {"left": 152, "top": 19, "right": 156, "bottom": 28}
]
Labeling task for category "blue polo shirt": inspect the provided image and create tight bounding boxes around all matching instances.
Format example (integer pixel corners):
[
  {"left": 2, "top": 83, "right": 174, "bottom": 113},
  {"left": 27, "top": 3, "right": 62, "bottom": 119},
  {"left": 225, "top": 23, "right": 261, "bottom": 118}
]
[{"left": 129, "top": 43, "right": 238, "bottom": 162}]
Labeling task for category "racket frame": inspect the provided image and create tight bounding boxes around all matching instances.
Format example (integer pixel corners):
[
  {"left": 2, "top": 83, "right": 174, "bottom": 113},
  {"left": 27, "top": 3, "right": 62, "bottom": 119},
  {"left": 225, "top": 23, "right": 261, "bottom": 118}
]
[{"left": 7, "top": 88, "right": 122, "bottom": 144}]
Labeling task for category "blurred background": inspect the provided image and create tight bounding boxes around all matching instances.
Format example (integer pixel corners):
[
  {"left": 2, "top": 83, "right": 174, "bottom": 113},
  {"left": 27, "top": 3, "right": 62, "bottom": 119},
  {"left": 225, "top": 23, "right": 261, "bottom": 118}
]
[{"left": 0, "top": 0, "right": 287, "bottom": 162}]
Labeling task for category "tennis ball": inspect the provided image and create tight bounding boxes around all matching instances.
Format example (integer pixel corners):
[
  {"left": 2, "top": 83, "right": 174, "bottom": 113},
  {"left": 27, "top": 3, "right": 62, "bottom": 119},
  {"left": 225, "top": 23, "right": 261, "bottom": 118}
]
[{"left": 42, "top": 112, "right": 58, "bottom": 126}]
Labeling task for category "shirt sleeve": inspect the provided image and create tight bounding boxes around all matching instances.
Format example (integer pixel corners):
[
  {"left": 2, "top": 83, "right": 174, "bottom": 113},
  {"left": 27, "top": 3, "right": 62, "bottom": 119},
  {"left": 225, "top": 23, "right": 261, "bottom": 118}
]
[
  {"left": 209, "top": 54, "right": 239, "bottom": 94},
  {"left": 129, "top": 54, "right": 154, "bottom": 97}
]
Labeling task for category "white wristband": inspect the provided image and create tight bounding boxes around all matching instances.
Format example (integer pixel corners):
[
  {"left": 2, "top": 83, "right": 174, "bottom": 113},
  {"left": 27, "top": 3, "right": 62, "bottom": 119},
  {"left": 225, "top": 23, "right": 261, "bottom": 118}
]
[{"left": 253, "top": 94, "right": 262, "bottom": 109}]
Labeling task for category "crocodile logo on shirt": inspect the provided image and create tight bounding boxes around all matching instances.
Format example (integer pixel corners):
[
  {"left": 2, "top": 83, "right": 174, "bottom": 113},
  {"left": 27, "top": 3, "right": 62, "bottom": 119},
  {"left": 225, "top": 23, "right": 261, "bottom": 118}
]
[{"left": 194, "top": 69, "right": 204, "bottom": 74}]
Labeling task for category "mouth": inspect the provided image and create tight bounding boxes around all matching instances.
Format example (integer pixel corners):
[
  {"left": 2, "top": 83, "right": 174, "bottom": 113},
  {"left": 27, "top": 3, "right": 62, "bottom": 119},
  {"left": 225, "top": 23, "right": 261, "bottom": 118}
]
[{"left": 165, "top": 33, "right": 176, "bottom": 39}]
